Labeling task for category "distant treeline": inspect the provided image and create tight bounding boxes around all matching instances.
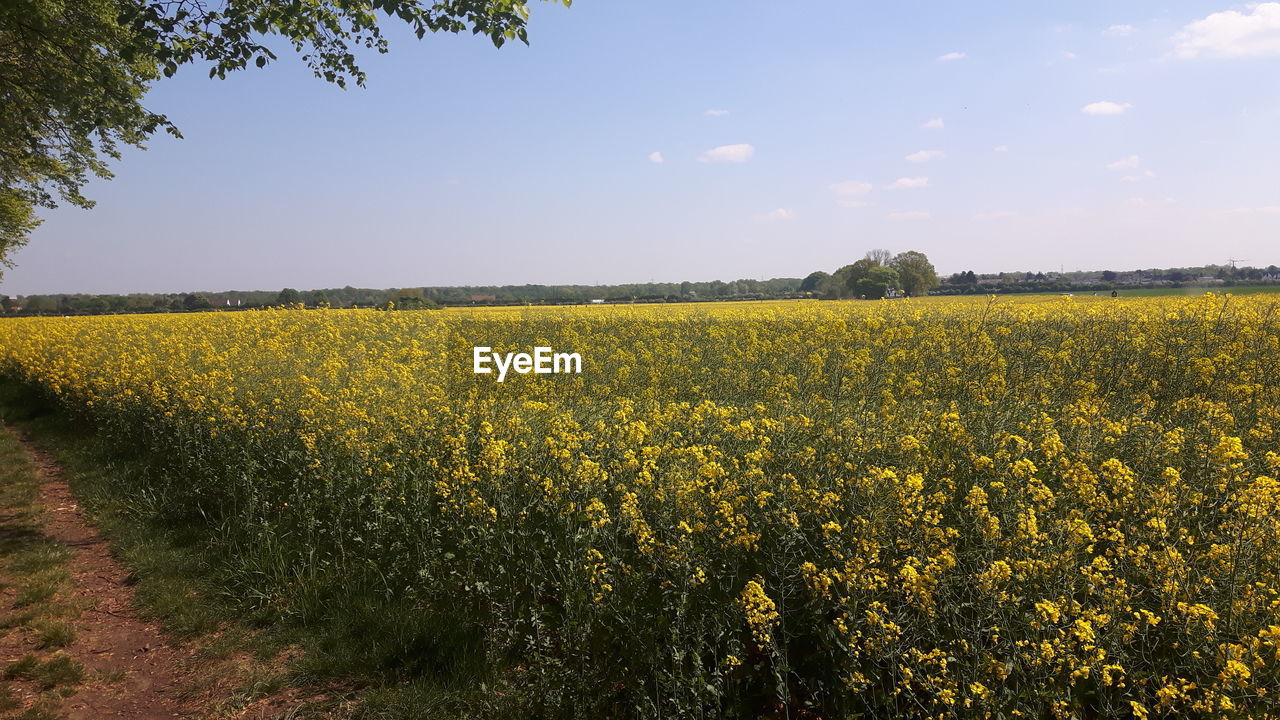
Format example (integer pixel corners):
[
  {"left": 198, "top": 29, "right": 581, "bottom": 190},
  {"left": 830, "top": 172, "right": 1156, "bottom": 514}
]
[
  {"left": 1, "top": 278, "right": 806, "bottom": 315},
  {"left": 933, "top": 264, "right": 1280, "bottom": 296},
  {"left": 3, "top": 263, "right": 1277, "bottom": 316}
]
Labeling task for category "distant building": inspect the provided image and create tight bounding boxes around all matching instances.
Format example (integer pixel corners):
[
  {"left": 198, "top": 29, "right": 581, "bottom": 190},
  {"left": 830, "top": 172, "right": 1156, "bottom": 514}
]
[
  {"left": 590, "top": 298, "right": 606, "bottom": 304},
  {"left": 470, "top": 294, "right": 496, "bottom": 302}
]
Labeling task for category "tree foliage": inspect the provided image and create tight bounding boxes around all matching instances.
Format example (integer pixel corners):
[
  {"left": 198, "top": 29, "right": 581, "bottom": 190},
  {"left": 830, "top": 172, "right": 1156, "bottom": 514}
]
[
  {"left": 799, "top": 271, "right": 830, "bottom": 294},
  {"left": 854, "top": 265, "right": 899, "bottom": 299},
  {"left": 0, "top": 0, "right": 171, "bottom": 267},
  {"left": 0, "top": 0, "right": 568, "bottom": 274},
  {"left": 890, "top": 250, "right": 939, "bottom": 297},
  {"left": 818, "top": 250, "right": 935, "bottom": 300},
  {"left": 125, "top": 0, "right": 562, "bottom": 87}
]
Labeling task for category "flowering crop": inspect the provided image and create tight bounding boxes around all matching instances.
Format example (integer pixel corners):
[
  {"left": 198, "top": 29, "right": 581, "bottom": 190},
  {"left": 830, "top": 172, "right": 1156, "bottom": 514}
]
[{"left": 2, "top": 294, "right": 1279, "bottom": 718}]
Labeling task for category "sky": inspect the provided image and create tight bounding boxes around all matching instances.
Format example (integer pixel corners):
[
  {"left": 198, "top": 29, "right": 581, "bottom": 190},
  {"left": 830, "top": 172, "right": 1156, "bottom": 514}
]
[{"left": 5, "top": 0, "right": 1280, "bottom": 295}]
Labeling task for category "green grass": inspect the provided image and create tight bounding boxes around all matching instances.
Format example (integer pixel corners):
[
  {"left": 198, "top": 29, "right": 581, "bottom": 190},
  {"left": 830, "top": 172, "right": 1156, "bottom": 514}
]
[
  {"left": 2, "top": 653, "right": 83, "bottom": 690},
  {"left": 32, "top": 619, "right": 75, "bottom": 649},
  {"left": 12, "top": 571, "right": 61, "bottom": 608}
]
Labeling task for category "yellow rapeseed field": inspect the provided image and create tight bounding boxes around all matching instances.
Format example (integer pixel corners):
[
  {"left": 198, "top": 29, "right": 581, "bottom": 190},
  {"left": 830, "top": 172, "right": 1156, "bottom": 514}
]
[{"left": 2, "top": 294, "right": 1279, "bottom": 718}]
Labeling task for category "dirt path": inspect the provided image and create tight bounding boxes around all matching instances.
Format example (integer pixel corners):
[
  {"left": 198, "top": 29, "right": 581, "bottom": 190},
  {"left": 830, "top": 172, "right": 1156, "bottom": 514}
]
[{"left": 3, "top": 430, "right": 197, "bottom": 719}]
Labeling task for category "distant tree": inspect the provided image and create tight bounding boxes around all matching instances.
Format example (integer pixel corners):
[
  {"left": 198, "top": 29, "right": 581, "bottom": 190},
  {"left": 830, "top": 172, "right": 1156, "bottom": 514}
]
[
  {"left": 398, "top": 290, "right": 420, "bottom": 307},
  {"left": 854, "top": 265, "right": 900, "bottom": 299},
  {"left": 826, "top": 268, "right": 849, "bottom": 299},
  {"left": 277, "top": 288, "right": 301, "bottom": 305},
  {"left": 1100, "top": 270, "right": 1117, "bottom": 282},
  {"left": 389, "top": 287, "right": 441, "bottom": 310},
  {"left": 183, "top": 293, "right": 211, "bottom": 310},
  {"left": 825, "top": 259, "right": 881, "bottom": 299},
  {"left": 865, "top": 248, "right": 893, "bottom": 266},
  {"left": 22, "top": 296, "right": 49, "bottom": 313},
  {"left": 800, "top": 271, "right": 830, "bottom": 294},
  {"left": 890, "top": 251, "right": 939, "bottom": 297},
  {"left": 847, "top": 258, "right": 878, "bottom": 282}
]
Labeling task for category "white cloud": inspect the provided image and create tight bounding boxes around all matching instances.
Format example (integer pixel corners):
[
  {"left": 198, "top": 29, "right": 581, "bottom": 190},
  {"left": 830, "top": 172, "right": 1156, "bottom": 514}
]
[
  {"left": 829, "top": 180, "right": 873, "bottom": 207},
  {"left": 648, "top": 151, "right": 664, "bottom": 164},
  {"left": 887, "top": 176, "right": 929, "bottom": 190},
  {"left": 888, "top": 210, "right": 931, "bottom": 221},
  {"left": 905, "top": 150, "right": 945, "bottom": 163},
  {"left": 697, "top": 143, "right": 754, "bottom": 163},
  {"left": 921, "top": 117, "right": 945, "bottom": 129},
  {"left": 1175, "top": 3, "right": 1280, "bottom": 58},
  {"left": 1063, "top": 51, "right": 1078, "bottom": 60},
  {"left": 704, "top": 109, "right": 730, "bottom": 116},
  {"left": 972, "top": 211, "right": 1017, "bottom": 221},
  {"left": 1231, "top": 205, "right": 1280, "bottom": 214},
  {"left": 1107, "top": 154, "right": 1141, "bottom": 170},
  {"left": 758, "top": 208, "right": 793, "bottom": 221},
  {"left": 1105, "top": 24, "right": 1135, "bottom": 37},
  {"left": 994, "top": 145, "right": 1009, "bottom": 152},
  {"left": 1082, "top": 101, "right": 1133, "bottom": 115},
  {"left": 938, "top": 51, "right": 967, "bottom": 62}
]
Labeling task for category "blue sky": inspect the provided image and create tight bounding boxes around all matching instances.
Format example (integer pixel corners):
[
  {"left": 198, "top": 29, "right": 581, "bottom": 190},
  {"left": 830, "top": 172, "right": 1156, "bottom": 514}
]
[{"left": 5, "top": 0, "right": 1280, "bottom": 294}]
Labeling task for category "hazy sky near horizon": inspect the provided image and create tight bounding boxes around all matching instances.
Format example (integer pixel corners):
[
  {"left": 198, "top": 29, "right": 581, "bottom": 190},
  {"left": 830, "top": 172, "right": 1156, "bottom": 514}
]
[{"left": 5, "top": 0, "right": 1280, "bottom": 295}]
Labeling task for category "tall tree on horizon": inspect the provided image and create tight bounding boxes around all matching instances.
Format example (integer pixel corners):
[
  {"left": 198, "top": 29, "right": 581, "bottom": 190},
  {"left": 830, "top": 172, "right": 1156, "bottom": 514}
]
[{"left": 891, "top": 251, "right": 940, "bottom": 297}]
